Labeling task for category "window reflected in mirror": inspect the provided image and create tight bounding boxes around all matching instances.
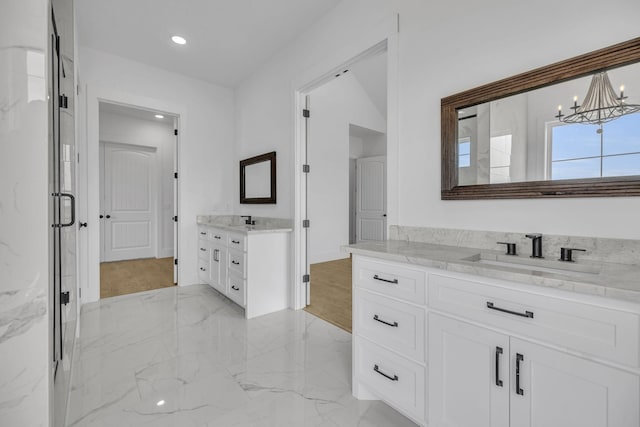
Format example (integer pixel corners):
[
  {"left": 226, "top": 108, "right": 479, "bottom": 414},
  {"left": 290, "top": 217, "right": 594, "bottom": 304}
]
[{"left": 455, "top": 61, "right": 640, "bottom": 187}]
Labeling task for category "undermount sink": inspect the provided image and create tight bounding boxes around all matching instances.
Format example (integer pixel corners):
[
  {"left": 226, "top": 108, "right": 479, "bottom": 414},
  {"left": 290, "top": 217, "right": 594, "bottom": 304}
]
[{"left": 464, "top": 253, "right": 601, "bottom": 276}]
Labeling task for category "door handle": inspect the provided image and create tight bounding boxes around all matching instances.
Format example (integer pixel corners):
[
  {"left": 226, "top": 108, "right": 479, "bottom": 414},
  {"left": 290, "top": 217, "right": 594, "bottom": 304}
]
[
  {"left": 516, "top": 353, "right": 524, "bottom": 395},
  {"left": 495, "top": 346, "right": 503, "bottom": 387},
  {"left": 58, "top": 193, "right": 75, "bottom": 227}
]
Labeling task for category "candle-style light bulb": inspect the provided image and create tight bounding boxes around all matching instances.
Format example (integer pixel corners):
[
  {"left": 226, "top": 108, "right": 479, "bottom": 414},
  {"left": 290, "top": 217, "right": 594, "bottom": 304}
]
[
  {"left": 620, "top": 85, "right": 625, "bottom": 99},
  {"left": 558, "top": 104, "right": 562, "bottom": 112},
  {"left": 573, "top": 96, "right": 578, "bottom": 102}
]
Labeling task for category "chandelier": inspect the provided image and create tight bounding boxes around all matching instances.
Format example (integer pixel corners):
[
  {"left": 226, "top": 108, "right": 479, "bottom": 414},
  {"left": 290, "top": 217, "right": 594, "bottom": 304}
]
[{"left": 555, "top": 71, "right": 640, "bottom": 124}]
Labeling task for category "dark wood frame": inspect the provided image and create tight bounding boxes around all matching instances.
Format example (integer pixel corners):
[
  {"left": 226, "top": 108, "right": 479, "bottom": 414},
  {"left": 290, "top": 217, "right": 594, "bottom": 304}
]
[
  {"left": 240, "top": 151, "right": 276, "bottom": 204},
  {"left": 441, "top": 37, "right": 640, "bottom": 200}
]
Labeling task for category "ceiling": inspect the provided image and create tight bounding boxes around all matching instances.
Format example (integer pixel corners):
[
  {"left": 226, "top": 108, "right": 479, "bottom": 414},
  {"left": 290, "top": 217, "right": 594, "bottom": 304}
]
[
  {"left": 349, "top": 50, "right": 387, "bottom": 116},
  {"left": 99, "top": 102, "right": 176, "bottom": 125},
  {"left": 77, "top": 0, "right": 342, "bottom": 88}
]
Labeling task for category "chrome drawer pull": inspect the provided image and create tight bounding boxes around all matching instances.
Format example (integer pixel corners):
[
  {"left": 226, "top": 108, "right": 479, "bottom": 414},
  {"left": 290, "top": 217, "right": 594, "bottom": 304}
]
[
  {"left": 373, "top": 274, "right": 398, "bottom": 284},
  {"left": 373, "top": 314, "right": 398, "bottom": 328},
  {"left": 200, "top": 248, "right": 206, "bottom": 251},
  {"left": 200, "top": 267, "right": 206, "bottom": 271},
  {"left": 214, "top": 235, "right": 221, "bottom": 239},
  {"left": 200, "top": 232, "right": 207, "bottom": 236},
  {"left": 486, "top": 302, "right": 534, "bottom": 318},
  {"left": 231, "top": 285, "right": 240, "bottom": 291},
  {"left": 373, "top": 364, "right": 398, "bottom": 381},
  {"left": 232, "top": 260, "right": 240, "bottom": 265},
  {"left": 231, "top": 240, "right": 240, "bottom": 244}
]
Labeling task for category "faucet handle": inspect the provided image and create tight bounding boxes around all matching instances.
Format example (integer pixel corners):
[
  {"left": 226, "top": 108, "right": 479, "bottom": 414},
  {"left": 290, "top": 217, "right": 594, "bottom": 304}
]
[
  {"left": 559, "top": 247, "right": 586, "bottom": 262},
  {"left": 497, "top": 242, "right": 517, "bottom": 255}
]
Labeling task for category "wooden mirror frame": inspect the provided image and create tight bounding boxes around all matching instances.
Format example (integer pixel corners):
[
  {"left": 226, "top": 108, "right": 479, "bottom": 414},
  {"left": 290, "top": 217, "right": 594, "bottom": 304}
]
[
  {"left": 441, "top": 37, "right": 640, "bottom": 200},
  {"left": 240, "top": 151, "right": 276, "bottom": 204}
]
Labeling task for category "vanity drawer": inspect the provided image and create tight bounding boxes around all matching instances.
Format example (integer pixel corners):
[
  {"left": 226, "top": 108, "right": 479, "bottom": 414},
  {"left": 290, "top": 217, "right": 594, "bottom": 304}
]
[
  {"left": 355, "top": 337, "right": 425, "bottom": 423},
  {"left": 227, "top": 232, "right": 246, "bottom": 252},
  {"left": 197, "top": 240, "right": 210, "bottom": 261},
  {"left": 197, "top": 258, "right": 210, "bottom": 283},
  {"left": 355, "top": 289, "right": 425, "bottom": 363},
  {"left": 428, "top": 273, "right": 640, "bottom": 367},
  {"left": 228, "top": 273, "right": 246, "bottom": 308},
  {"left": 209, "top": 228, "right": 227, "bottom": 244},
  {"left": 228, "top": 249, "right": 246, "bottom": 277},
  {"left": 354, "top": 257, "right": 427, "bottom": 304},
  {"left": 198, "top": 226, "right": 210, "bottom": 240}
]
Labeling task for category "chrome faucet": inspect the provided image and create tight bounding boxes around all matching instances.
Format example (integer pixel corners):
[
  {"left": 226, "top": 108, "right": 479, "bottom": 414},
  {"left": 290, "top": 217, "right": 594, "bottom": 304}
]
[
  {"left": 525, "top": 234, "right": 543, "bottom": 258},
  {"left": 240, "top": 215, "right": 253, "bottom": 225}
]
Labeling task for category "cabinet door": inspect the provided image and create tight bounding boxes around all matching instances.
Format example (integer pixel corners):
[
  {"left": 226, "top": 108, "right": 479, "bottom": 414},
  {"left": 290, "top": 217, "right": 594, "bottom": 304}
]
[
  {"left": 429, "top": 313, "right": 509, "bottom": 427},
  {"left": 510, "top": 338, "right": 640, "bottom": 427},
  {"left": 210, "top": 244, "right": 227, "bottom": 294}
]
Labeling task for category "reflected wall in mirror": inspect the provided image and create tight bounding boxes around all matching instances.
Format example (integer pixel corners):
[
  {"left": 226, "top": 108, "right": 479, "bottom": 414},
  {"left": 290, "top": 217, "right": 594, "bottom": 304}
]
[
  {"left": 240, "top": 151, "right": 276, "bottom": 204},
  {"left": 442, "top": 37, "right": 640, "bottom": 199}
]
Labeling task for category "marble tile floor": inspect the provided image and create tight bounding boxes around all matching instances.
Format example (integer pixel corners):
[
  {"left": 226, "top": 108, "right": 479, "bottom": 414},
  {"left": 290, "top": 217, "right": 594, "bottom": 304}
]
[{"left": 67, "top": 284, "right": 418, "bottom": 426}]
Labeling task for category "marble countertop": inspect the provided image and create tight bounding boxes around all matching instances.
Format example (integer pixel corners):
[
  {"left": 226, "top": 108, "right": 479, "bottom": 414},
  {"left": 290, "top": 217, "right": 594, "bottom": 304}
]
[
  {"left": 344, "top": 240, "right": 640, "bottom": 303},
  {"left": 197, "top": 216, "right": 292, "bottom": 235}
]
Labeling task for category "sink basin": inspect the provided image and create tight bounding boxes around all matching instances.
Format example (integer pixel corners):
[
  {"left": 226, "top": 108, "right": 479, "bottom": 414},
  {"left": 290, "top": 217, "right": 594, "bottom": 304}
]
[{"left": 465, "top": 254, "right": 601, "bottom": 276}]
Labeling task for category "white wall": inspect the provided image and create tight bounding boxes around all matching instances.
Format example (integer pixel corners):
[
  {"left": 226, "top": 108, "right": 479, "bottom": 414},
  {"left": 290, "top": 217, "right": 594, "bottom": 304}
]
[
  {"left": 79, "top": 47, "right": 235, "bottom": 302},
  {"left": 235, "top": 0, "right": 640, "bottom": 240},
  {"left": 0, "top": 0, "right": 51, "bottom": 425},
  {"left": 308, "top": 72, "right": 386, "bottom": 263},
  {"left": 99, "top": 110, "right": 175, "bottom": 258}
]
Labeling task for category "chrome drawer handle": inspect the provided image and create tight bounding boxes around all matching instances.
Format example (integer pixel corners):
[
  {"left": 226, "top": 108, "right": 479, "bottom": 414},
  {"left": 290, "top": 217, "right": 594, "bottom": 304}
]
[
  {"left": 200, "top": 267, "right": 206, "bottom": 271},
  {"left": 232, "top": 260, "right": 240, "bottom": 265},
  {"left": 214, "top": 235, "right": 221, "bottom": 239},
  {"left": 231, "top": 285, "right": 240, "bottom": 291},
  {"left": 373, "top": 314, "right": 398, "bottom": 328},
  {"left": 200, "top": 232, "right": 207, "bottom": 236},
  {"left": 373, "top": 274, "right": 398, "bottom": 284},
  {"left": 231, "top": 240, "right": 240, "bottom": 244},
  {"left": 200, "top": 248, "right": 206, "bottom": 251},
  {"left": 486, "top": 302, "right": 534, "bottom": 318},
  {"left": 373, "top": 364, "right": 398, "bottom": 381}
]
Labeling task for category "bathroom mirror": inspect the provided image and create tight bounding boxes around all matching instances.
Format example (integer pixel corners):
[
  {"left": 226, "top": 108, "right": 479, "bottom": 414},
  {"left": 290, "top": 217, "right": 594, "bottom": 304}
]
[
  {"left": 442, "top": 37, "right": 640, "bottom": 199},
  {"left": 240, "top": 151, "right": 276, "bottom": 204}
]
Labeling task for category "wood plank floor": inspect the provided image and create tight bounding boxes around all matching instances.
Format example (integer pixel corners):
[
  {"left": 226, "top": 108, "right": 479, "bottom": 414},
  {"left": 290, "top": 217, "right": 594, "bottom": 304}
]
[
  {"left": 100, "top": 257, "right": 175, "bottom": 299},
  {"left": 304, "top": 257, "right": 352, "bottom": 333}
]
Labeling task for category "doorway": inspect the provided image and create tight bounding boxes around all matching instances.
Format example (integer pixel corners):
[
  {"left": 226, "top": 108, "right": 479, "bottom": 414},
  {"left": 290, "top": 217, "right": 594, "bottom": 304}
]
[
  {"left": 301, "top": 48, "right": 389, "bottom": 332},
  {"left": 97, "top": 102, "right": 178, "bottom": 298}
]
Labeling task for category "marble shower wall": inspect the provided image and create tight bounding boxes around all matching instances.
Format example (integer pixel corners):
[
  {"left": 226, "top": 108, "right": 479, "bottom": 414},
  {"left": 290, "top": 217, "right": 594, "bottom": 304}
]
[
  {"left": 0, "top": 1, "right": 51, "bottom": 426},
  {"left": 390, "top": 225, "right": 640, "bottom": 266}
]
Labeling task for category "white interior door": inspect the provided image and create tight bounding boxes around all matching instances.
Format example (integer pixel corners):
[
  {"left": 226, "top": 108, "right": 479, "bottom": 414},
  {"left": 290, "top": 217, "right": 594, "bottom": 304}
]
[
  {"left": 101, "top": 142, "right": 156, "bottom": 262},
  {"left": 356, "top": 156, "right": 386, "bottom": 242}
]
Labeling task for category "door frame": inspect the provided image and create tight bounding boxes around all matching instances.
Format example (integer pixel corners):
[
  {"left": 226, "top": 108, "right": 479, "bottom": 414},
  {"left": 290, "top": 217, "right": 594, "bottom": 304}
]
[
  {"left": 81, "top": 86, "right": 185, "bottom": 303},
  {"left": 291, "top": 14, "right": 400, "bottom": 310}
]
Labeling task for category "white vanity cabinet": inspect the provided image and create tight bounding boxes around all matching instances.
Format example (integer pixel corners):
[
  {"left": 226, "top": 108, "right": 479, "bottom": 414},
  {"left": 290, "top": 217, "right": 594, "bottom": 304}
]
[
  {"left": 351, "top": 254, "right": 640, "bottom": 427},
  {"left": 352, "top": 256, "right": 428, "bottom": 425},
  {"left": 197, "top": 225, "right": 290, "bottom": 319}
]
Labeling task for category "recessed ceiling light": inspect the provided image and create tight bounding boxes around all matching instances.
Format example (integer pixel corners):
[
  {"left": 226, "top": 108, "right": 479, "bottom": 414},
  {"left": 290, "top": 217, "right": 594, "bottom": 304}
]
[
  {"left": 155, "top": 114, "right": 164, "bottom": 119},
  {"left": 157, "top": 400, "right": 165, "bottom": 407},
  {"left": 171, "top": 35, "right": 187, "bottom": 45}
]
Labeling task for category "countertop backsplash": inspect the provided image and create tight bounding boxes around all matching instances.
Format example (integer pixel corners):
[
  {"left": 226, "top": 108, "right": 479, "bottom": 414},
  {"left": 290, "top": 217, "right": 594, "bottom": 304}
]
[{"left": 390, "top": 225, "right": 640, "bottom": 266}]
